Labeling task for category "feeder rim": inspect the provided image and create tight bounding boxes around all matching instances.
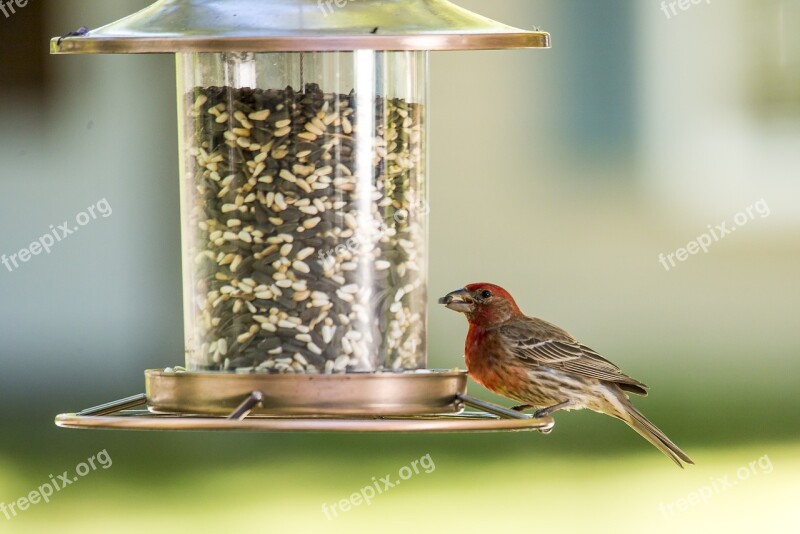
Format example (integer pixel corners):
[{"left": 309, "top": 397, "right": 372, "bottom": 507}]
[
  {"left": 50, "top": 0, "right": 550, "bottom": 54},
  {"left": 55, "top": 389, "right": 556, "bottom": 433}
]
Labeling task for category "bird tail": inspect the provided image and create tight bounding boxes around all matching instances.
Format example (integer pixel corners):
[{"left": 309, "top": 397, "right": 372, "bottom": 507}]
[{"left": 615, "top": 396, "right": 694, "bottom": 468}]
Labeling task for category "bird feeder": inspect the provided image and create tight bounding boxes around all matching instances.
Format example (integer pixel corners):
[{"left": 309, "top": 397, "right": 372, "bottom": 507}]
[{"left": 52, "top": 0, "right": 553, "bottom": 432}]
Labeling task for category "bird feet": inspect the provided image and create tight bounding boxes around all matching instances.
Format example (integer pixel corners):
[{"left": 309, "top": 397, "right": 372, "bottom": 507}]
[
  {"left": 513, "top": 401, "right": 571, "bottom": 433},
  {"left": 511, "top": 400, "right": 573, "bottom": 419},
  {"left": 533, "top": 400, "right": 573, "bottom": 419}
]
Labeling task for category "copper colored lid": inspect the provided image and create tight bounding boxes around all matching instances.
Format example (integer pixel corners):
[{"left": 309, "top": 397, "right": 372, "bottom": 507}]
[{"left": 50, "top": 0, "right": 550, "bottom": 54}]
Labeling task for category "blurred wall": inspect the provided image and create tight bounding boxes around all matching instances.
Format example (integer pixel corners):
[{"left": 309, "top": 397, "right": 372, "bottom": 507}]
[
  {"left": 637, "top": 0, "right": 800, "bottom": 223},
  {"left": 0, "top": 1, "right": 180, "bottom": 403}
]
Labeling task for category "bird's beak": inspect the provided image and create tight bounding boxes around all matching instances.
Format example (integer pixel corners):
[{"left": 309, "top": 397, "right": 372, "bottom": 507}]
[{"left": 438, "top": 288, "right": 475, "bottom": 314}]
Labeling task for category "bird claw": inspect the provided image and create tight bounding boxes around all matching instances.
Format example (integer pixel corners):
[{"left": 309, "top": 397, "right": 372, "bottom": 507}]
[
  {"left": 511, "top": 404, "right": 556, "bottom": 432},
  {"left": 532, "top": 400, "right": 573, "bottom": 419}
]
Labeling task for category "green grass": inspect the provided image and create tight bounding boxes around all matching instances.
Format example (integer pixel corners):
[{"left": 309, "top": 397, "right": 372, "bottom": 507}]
[
  {"left": 0, "top": 356, "right": 796, "bottom": 533},
  {"left": 0, "top": 441, "right": 797, "bottom": 534}
]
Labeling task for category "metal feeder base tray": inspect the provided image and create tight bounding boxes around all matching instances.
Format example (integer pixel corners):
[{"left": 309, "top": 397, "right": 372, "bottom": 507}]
[{"left": 54, "top": 369, "right": 555, "bottom": 433}]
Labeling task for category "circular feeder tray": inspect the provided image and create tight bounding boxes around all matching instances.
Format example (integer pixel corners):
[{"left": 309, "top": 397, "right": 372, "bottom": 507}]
[
  {"left": 146, "top": 368, "right": 468, "bottom": 416},
  {"left": 54, "top": 411, "right": 554, "bottom": 433},
  {"left": 54, "top": 369, "right": 555, "bottom": 433}
]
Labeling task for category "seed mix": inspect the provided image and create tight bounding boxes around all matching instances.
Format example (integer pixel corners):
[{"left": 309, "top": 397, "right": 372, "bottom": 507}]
[{"left": 183, "top": 83, "right": 426, "bottom": 373}]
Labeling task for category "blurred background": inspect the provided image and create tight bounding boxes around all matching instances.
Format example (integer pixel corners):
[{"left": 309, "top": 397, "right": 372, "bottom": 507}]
[{"left": 0, "top": 1, "right": 798, "bottom": 532}]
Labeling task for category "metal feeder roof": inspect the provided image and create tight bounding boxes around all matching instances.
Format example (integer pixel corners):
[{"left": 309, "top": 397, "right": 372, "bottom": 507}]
[{"left": 50, "top": 0, "right": 550, "bottom": 54}]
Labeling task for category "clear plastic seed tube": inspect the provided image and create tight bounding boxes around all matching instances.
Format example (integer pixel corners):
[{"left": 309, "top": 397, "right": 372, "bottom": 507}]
[{"left": 176, "top": 51, "right": 428, "bottom": 373}]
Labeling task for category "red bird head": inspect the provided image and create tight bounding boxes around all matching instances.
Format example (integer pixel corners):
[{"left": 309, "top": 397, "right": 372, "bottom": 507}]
[{"left": 438, "top": 283, "right": 522, "bottom": 325}]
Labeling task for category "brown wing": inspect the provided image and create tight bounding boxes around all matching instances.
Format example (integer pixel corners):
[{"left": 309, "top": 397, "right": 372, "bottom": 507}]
[{"left": 496, "top": 318, "right": 649, "bottom": 396}]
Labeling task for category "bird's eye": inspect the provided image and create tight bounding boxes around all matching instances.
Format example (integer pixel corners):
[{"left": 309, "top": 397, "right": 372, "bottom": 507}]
[{"left": 480, "top": 290, "right": 492, "bottom": 299}]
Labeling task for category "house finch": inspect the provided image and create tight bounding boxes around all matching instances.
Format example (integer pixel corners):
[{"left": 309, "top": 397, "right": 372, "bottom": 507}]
[{"left": 439, "top": 282, "right": 693, "bottom": 468}]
